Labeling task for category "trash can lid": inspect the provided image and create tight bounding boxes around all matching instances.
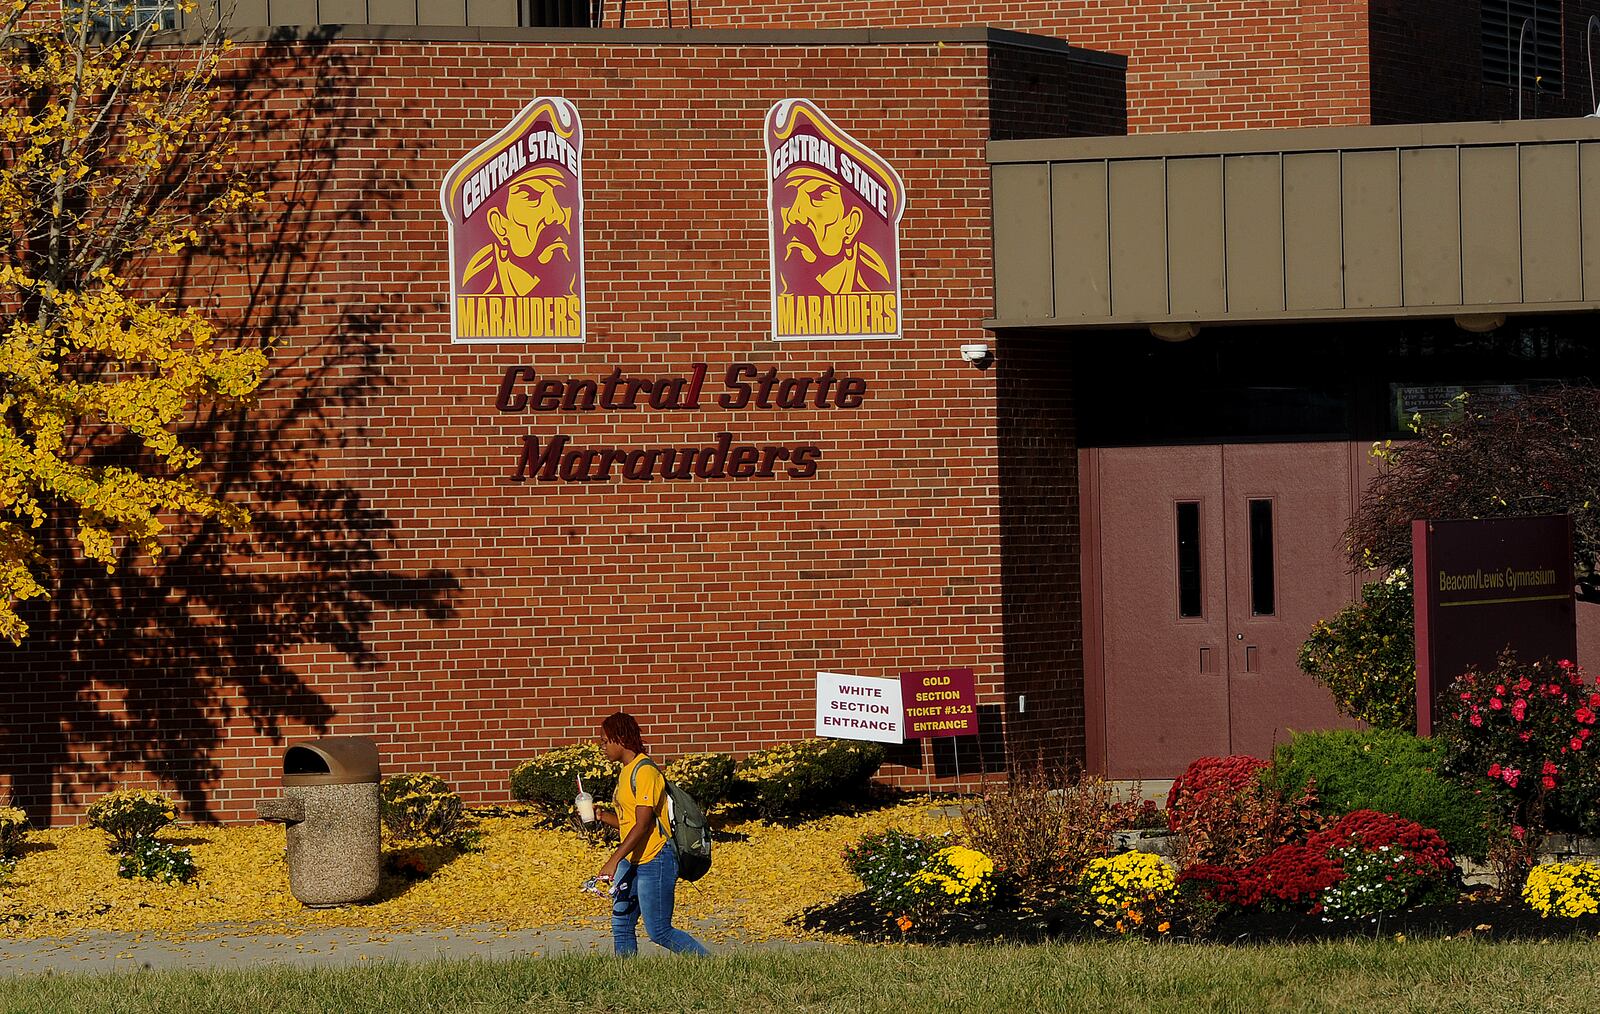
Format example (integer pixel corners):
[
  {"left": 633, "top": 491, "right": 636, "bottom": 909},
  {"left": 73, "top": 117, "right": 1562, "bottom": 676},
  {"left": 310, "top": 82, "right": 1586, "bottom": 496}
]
[{"left": 283, "top": 736, "right": 382, "bottom": 786}]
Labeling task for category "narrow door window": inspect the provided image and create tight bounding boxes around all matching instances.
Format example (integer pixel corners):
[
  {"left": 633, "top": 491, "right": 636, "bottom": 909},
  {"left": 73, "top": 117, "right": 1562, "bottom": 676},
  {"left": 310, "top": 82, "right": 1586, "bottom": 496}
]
[
  {"left": 1248, "top": 498, "right": 1276, "bottom": 616},
  {"left": 1176, "top": 501, "right": 1202, "bottom": 618}
]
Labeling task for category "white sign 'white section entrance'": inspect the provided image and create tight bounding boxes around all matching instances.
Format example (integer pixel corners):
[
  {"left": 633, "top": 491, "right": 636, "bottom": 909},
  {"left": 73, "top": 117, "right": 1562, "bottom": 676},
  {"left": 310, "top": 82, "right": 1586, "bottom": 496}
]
[{"left": 815, "top": 672, "right": 904, "bottom": 743}]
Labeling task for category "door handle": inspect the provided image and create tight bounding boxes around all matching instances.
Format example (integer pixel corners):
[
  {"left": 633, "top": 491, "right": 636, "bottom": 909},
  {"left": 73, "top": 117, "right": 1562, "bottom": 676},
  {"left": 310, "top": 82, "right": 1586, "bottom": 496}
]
[{"left": 1244, "top": 645, "right": 1258, "bottom": 673}]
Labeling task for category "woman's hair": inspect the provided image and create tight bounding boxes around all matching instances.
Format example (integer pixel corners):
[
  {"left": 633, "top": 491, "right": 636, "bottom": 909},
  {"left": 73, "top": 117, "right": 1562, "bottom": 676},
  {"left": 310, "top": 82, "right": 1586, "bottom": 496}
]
[{"left": 601, "top": 711, "right": 646, "bottom": 753}]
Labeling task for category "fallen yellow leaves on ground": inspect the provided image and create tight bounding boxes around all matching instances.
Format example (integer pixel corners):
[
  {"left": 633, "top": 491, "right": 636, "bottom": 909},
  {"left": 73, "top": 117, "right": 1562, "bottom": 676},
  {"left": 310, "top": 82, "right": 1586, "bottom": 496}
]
[{"left": 0, "top": 802, "right": 953, "bottom": 942}]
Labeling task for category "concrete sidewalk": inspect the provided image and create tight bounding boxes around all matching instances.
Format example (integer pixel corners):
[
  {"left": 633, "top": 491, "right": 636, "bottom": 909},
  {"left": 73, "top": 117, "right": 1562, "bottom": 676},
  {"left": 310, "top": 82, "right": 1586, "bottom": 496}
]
[{"left": 0, "top": 920, "right": 819, "bottom": 976}]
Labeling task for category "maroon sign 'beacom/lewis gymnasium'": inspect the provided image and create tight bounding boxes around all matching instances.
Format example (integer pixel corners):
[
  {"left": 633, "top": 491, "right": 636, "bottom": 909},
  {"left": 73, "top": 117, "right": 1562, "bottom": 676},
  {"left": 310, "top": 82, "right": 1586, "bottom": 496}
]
[{"left": 1412, "top": 515, "right": 1578, "bottom": 735}]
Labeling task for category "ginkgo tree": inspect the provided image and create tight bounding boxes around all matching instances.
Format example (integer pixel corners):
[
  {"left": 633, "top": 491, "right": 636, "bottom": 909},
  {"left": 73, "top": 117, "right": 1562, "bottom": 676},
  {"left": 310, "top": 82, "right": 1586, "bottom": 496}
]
[{"left": 0, "top": 0, "right": 265, "bottom": 642}]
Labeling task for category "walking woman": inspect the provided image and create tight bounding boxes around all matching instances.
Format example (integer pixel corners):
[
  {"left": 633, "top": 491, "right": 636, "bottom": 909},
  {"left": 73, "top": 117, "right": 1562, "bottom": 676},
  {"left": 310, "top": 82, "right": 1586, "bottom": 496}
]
[{"left": 594, "top": 711, "right": 709, "bottom": 956}]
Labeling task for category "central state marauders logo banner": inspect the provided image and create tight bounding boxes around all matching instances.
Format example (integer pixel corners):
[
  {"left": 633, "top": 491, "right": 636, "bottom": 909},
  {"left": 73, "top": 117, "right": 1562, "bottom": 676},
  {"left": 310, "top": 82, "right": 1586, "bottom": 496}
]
[
  {"left": 765, "top": 99, "right": 906, "bottom": 341},
  {"left": 440, "top": 97, "right": 584, "bottom": 343}
]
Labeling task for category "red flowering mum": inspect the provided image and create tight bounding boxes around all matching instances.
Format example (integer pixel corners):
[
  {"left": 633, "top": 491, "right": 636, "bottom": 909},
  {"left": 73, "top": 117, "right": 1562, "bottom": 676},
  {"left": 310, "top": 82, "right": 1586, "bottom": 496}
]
[
  {"left": 1166, "top": 755, "right": 1268, "bottom": 831},
  {"left": 1183, "top": 810, "right": 1458, "bottom": 916},
  {"left": 1307, "top": 810, "right": 1457, "bottom": 880},
  {"left": 1180, "top": 844, "right": 1345, "bottom": 913}
]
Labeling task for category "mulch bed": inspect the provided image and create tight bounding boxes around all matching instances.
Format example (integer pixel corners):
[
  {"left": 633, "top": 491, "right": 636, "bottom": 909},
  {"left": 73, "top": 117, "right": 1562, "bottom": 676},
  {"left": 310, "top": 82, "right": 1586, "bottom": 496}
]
[
  {"left": 1207, "top": 893, "right": 1600, "bottom": 944},
  {"left": 796, "top": 886, "right": 1091, "bottom": 945},
  {"left": 795, "top": 887, "right": 1600, "bottom": 945}
]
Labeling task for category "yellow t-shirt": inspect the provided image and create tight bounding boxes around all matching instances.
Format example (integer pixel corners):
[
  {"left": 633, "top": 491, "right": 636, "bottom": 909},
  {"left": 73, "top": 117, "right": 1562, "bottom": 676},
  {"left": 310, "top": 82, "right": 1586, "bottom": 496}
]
[{"left": 615, "top": 755, "right": 669, "bottom": 865}]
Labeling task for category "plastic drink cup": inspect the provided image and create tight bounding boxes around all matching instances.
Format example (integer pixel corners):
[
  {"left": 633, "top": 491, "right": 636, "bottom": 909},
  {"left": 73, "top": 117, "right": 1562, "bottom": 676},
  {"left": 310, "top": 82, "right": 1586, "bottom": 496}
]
[{"left": 575, "top": 789, "right": 595, "bottom": 824}]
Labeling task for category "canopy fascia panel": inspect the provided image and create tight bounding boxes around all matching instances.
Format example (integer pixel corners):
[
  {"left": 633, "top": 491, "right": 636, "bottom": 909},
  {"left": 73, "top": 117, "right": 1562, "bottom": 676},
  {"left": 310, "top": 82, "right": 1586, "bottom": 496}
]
[{"left": 988, "top": 118, "right": 1600, "bottom": 330}]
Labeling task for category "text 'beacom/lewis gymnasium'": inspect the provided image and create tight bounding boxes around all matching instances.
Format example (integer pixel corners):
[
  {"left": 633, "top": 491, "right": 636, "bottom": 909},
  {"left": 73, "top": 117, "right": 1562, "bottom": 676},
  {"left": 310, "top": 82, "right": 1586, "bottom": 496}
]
[{"left": 11, "top": 0, "right": 1600, "bottom": 821}]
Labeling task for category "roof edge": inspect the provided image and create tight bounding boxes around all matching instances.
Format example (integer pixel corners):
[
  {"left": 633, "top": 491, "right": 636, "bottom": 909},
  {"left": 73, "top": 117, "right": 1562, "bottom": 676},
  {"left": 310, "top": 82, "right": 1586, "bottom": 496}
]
[
  {"left": 161, "top": 23, "right": 1115, "bottom": 53},
  {"left": 984, "top": 300, "right": 1600, "bottom": 332},
  {"left": 989, "top": 117, "right": 1600, "bottom": 163}
]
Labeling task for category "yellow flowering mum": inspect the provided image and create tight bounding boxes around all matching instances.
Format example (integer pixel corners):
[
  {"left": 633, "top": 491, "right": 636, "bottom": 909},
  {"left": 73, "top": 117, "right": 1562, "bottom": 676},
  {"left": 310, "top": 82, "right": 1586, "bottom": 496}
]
[
  {"left": 1080, "top": 852, "right": 1177, "bottom": 935},
  {"left": 1523, "top": 861, "right": 1600, "bottom": 919},
  {"left": 906, "top": 845, "right": 997, "bottom": 908}
]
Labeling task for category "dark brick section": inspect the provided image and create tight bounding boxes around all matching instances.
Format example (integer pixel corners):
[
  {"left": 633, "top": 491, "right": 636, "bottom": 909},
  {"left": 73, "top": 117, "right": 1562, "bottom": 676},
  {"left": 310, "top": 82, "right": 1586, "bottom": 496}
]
[
  {"left": 1370, "top": 0, "right": 1600, "bottom": 123},
  {"left": 989, "top": 43, "right": 1128, "bottom": 141},
  {"left": 994, "top": 331, "right": 1083, "bottom": 772}
]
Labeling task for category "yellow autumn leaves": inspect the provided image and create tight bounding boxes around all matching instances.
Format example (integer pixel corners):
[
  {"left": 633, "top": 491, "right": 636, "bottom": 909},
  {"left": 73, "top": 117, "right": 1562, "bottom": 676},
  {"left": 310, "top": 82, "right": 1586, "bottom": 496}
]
[
  {"left": 0, "top": 0, "right": 266, "bottom": 641},
  {"left": 0, "top": 802, "right": 951, "bottom": 942}
]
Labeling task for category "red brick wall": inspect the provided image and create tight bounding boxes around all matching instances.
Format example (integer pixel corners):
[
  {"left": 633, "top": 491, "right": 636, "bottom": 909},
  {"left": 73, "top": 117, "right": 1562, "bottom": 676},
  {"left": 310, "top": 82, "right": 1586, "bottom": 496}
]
[
  {"left": 0, "top": 35, "right": 1108, "bottom": 823},
  {"left": 607, "top": 3, "right": 1373, "bottom": 132}
]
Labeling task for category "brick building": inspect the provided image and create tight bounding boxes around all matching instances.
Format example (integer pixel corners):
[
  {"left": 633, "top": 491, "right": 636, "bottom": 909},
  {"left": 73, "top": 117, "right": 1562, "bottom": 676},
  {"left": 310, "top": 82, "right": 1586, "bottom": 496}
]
[{"left": 7, "top": 1, "right": 1600, "bottom": 822}]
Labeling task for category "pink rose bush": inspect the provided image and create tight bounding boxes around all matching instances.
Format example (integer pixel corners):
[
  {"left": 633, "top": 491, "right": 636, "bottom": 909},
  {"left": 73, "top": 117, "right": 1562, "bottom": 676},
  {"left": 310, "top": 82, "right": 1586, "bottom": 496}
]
[{"left": 1442, "top": 654, "right": 1600, "bottom": 881}]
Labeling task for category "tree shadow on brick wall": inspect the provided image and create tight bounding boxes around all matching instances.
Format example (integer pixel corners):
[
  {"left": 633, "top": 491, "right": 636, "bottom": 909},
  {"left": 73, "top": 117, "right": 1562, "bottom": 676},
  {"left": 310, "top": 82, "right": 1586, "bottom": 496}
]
[{"left": 0, "top": 32, "right": 459, "bottom": 826}]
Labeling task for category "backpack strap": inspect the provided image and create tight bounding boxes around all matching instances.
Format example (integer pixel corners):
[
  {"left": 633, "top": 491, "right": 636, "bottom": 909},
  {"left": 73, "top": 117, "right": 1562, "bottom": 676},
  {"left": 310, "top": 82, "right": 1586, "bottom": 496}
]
[{"left": 629, "top": 757, "right": 673, "bottom": 842}]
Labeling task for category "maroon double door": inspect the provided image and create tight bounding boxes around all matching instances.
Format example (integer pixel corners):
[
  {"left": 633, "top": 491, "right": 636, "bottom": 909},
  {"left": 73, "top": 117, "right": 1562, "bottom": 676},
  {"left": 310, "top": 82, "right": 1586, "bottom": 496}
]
[{"left": 1081, "top": 443, "right": 1368, "bottom": 778}]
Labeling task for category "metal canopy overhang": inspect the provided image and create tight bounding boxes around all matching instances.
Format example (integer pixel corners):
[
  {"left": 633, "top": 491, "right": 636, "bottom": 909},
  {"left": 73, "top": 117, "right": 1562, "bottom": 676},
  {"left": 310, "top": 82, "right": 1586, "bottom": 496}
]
[{"left": 986, "top": 118, "right": 1600, "bottom": 331}]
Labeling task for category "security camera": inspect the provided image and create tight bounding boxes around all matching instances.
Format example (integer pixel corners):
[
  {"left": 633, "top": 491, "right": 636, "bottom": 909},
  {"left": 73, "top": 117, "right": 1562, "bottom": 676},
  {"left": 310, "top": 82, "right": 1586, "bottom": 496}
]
[{"left": 960, "top": 343, "right": 991, "bottom": 365}]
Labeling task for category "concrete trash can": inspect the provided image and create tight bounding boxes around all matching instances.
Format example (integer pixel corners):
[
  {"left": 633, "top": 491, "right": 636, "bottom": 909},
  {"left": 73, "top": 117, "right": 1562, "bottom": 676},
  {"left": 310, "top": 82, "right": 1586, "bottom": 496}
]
[{"left": 258, "top": 736, "right": 382, "bottom": 907}]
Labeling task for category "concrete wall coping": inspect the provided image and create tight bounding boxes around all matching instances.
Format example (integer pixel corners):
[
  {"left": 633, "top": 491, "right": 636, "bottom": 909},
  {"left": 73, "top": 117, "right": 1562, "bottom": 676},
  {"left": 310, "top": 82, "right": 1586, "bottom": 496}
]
[{"left": 170, "top": 23, "right": 1125, "bottom": 64}]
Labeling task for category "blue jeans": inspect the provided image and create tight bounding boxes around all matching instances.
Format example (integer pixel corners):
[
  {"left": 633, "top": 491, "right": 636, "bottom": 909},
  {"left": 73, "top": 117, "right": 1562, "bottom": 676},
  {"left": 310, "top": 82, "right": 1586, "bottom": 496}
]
[{"left": 611, "top": 843, "right": 709, "bottom": 956}]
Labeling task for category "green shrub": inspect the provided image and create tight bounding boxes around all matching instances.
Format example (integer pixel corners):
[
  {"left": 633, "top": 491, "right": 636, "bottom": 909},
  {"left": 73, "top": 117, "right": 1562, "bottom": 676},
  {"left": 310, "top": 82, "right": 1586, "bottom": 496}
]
[
  {"left": 1550, "top": 779, "right": 1600, "bottom": 838},
  {"left": 510, "top": 743, "right": 620, "bottom": 811},
  {"left": 380, "top": 774, "right": 479, "bottom": 850},
  {"left": 734, "top": 739, "right": 885, "bottom": 820},
  {"left": 117, "top": 837, "right": 196, "bottom": 884},
  {"left": 1266, "top": 728, "right": 1495, "bottom": 861},
  {"left": 664, "top": 752, "right": 736, "bottom": 807},
  {"left": 1297, "top": 571, "right": 1416, "bottom": 730},
  {"left": 87, "top": 789, "right": 177, "bottom": 854},
  {"left": 0, "top": 806, "right": 29, "bottom": 861},
  {"left": 844, "top": 828, "right": 951, "bottom": 913}
]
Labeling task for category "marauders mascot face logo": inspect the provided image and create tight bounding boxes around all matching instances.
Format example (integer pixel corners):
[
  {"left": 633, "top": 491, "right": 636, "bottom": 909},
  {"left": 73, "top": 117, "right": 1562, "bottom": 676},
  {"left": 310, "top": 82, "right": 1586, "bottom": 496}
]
[
  {"left": 441, "top": 97, "right": 584, "bottom": 343},
  {"left": 766, "top": 99, "right": 906, "bottom": 341}
]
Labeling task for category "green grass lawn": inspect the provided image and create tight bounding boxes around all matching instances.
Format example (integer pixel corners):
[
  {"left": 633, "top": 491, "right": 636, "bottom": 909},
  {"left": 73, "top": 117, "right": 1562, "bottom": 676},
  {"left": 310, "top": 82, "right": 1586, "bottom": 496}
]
[{"left": 2, "top": 940, "right": 1597, "bottom": 1013}]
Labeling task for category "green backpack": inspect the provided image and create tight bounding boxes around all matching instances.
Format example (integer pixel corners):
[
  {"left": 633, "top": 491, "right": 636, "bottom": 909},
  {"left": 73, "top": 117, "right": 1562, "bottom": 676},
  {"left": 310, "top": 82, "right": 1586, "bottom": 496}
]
[{"left": 631, "top": 758, "right": 713, "bottom": 882}]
